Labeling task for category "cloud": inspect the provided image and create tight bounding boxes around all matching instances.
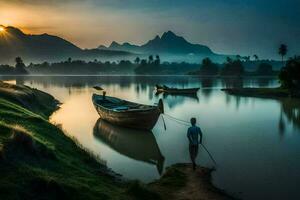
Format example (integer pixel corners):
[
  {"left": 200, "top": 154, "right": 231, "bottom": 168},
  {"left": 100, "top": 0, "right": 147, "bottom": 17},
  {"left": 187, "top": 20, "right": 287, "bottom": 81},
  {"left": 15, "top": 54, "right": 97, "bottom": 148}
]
[{"left": 0, "top": 0, "right": 299, "bottom": 58}]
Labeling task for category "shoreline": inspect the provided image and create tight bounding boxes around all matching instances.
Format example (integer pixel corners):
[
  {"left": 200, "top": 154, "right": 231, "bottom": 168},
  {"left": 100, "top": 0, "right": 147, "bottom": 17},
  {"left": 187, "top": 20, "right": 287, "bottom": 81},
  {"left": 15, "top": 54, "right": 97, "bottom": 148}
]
[
  {"left": 150, "top": 163, "right": 236, "bottom": 200},
  {"left": 0, "top": 80, "right": 235, "bottom": 200},
  {"left": 222, "top": 87, "right": 300, "bottom": 99}
]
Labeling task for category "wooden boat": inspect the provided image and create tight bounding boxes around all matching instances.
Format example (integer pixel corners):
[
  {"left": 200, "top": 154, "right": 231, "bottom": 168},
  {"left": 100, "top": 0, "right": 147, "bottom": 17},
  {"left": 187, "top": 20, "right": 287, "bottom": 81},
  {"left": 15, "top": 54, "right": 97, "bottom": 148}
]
[
  {"left": 92, "top": 94, "right": 162, "bottom": 130},
  {"left": 93, "top": 119, "right": 165, "bottom": 175},
  {"left": 156, "top": 84, "right": 199, "bottom": 94}
]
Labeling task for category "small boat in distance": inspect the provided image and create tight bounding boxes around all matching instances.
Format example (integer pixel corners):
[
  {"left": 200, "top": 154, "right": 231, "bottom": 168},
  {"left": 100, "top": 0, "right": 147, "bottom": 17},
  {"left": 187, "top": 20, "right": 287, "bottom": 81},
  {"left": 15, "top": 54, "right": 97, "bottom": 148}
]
[
  {"left": 156, "top": 84, "right": 200, "bottom": 94},
  {"left": 92, "top": 94, "right": 163, "bottom": 130}
]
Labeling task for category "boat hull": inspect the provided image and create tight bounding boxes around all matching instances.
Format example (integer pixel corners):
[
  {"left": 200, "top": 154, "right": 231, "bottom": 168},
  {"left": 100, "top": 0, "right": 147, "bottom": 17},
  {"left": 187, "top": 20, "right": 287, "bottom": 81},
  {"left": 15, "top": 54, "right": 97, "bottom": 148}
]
[
  {"left": 92, "top": 94, "right": 161, "bottom": 130},
  {"left": 156, "top": 85, "right": 199, "bottom": 94}
]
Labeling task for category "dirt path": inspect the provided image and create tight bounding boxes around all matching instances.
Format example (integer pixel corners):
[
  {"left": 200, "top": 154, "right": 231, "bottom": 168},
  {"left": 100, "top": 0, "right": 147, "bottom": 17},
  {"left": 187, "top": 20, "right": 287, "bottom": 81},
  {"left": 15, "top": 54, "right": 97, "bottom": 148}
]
[
  {"left": 150, "top": 163, "right": 235, "bottom": 200},
  {"left": 175, "top": 164, "right": 233, "bottom": 200}
]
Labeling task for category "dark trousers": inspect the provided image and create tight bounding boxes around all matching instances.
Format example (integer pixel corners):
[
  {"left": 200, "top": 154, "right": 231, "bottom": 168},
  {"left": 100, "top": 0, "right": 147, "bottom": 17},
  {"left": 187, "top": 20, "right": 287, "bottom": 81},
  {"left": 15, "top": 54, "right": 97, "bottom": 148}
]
[{"left": 189, "top": 144, "right": 199, "bottom": 165}]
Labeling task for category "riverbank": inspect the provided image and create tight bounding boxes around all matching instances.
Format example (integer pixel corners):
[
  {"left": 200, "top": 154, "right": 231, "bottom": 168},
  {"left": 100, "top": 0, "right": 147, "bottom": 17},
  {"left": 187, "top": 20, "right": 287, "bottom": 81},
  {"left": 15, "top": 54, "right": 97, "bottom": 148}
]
[
  {"left": 150, "top": 164, "right": 235, "bottom": 200},
  {"left": 0, "top": 81, "right": 234, "bottom": 200},
  {"left": 222, "top": 87, "right": 300, "bottom": 99}
]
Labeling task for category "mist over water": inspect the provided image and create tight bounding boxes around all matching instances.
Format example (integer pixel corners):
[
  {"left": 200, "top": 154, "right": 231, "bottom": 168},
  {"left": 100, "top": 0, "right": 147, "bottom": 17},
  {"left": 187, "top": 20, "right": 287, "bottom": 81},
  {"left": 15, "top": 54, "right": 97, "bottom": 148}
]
[{"left": 2, "top": 75, "right": 300, "bottom": 200}]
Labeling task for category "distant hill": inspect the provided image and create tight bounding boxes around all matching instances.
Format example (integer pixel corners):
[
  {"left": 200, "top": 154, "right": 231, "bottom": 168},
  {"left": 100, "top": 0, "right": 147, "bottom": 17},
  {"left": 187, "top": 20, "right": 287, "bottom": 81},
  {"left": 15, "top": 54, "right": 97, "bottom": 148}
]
[
  {"left": 0, "top": 26, "right": 133, "bottom": 64},
  {"left": 99, "top": 31, "right": 214, "bottom": 55}
]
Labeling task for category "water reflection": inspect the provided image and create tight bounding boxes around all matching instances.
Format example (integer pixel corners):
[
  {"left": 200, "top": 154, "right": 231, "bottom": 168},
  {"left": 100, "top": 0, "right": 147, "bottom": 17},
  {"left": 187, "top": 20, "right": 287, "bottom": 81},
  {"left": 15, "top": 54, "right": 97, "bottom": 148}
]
[
  {"left": 4, "top": 75, "right": 300, "bottom": 200},
  {"left": 154, "top": 92, "right": 199, "bottom": 109},
  {"left": 279, "top": 98, "right": 300, "bottom": 135},
  {"left": 93, "top": 119, "right": 165, "bottom": 175}
]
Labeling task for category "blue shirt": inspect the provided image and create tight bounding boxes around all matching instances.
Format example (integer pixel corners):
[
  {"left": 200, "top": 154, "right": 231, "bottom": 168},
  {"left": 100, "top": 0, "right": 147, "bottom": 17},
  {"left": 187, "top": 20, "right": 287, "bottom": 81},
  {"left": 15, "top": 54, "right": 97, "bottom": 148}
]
[{"left": 187, "top": 125, "right": 203, "bottom": 145}]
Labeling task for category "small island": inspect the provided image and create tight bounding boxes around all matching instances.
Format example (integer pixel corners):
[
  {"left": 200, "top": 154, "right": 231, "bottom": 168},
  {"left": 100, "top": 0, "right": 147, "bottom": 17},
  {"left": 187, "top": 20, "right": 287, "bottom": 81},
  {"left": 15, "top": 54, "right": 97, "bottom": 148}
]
[{"left": 222, "top": 56, "right": 300, "bottom": 99}]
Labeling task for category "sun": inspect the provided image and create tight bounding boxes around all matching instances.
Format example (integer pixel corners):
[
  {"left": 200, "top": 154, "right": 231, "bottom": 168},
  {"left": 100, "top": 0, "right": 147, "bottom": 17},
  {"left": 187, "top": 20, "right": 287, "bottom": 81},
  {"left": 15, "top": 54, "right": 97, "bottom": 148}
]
[{"left": 0, "top": 27, "right": 5, "bottom": 32}]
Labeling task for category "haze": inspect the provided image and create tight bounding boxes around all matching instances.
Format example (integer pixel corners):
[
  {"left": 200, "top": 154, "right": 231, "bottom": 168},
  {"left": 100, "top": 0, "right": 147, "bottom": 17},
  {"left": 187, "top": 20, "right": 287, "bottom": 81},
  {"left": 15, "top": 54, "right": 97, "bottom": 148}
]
[{"left": 0, "top": 0, "right": 299, "bottom": 59}]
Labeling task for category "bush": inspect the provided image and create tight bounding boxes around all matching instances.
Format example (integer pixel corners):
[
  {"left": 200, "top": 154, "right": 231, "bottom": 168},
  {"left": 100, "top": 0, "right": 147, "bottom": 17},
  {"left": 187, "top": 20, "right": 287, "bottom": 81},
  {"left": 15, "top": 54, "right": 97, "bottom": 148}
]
[
  {"left": 199, "top": 57, "right": 219, "bottom": 76},
  {"left": 279, "top": 56, "right": 300, "bottom": 89},
  {"left": 256, "top": 63, "right": 273, "bottom": 75},
  {"left": 221, "top": 57, "right": 244, "bottom": 76}
]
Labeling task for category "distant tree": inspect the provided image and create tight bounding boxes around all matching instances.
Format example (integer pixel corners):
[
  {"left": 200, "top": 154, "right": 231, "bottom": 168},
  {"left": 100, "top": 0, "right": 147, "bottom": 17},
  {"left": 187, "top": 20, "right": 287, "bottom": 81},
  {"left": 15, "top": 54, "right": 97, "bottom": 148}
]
[
  {"left": 226, "top": 57, "right": 233, "bottom": 63},
  {"left": 253, "top": 54, "right": 259, "bottom": 61},
  {"left": 68, "top": 57, "right": 72, "bottom": 63},
  {"left": 199, "top": 57, "right": 219, "bottom": 76},
  {"left": 0, "top": 64, "right": 15, "bottom": 75},
  {"left": 134, "top": 57, "right": 140, "bottom": 64},
  {"left": 154, "top": 55, "right": 160, "bottom": 66},
  {"left": 278, "top": 44, "right": 288, "bottom": 67},
  {"left": 15, "top": 57, "right": 28, "bottom": 74},
  {"left": 256, "top": 63, "right": 273, "bottom": 75},
  {"left": 140, "top": 59, "right": 147, "bottom": 66},
  {"left": 148, "top": 55, "right": 154, "bottom": 64},
  {"left": 279, "top": 56, "right": 300, "bottom": 89},
  {"left": 236, "top": 55, "right": 241, "bottom": 60},
  {"left": 119, "top": 60, "right": 132, "bottom": 67},
  {"left": 221, "top": 58, "right": 244, "bottom": 76},
  {"left": 243, "top": 56, "right": 251, "bottom": 62}
]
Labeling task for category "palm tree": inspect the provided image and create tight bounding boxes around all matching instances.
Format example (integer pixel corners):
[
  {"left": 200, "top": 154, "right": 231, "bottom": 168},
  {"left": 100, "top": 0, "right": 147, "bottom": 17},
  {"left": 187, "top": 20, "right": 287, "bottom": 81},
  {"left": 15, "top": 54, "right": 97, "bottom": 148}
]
[{"left": 278, "top": 44, "right": 288, "bottom": 67}]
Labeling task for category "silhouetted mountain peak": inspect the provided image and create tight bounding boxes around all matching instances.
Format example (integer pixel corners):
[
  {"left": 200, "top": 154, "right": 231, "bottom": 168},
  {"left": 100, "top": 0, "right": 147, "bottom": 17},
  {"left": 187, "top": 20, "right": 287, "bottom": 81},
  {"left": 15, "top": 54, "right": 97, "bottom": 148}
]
[
  {"left": 5, "top": 26, "right": 26, "bottom": 37},
  {"left": 99, "top": 30, "right": 214, "bottom": 55},
  {"left": 161, "top": 31, "right": 176, "bottom": 38},
  {"left": 0, "top": 26, "right": 132, "bottom": 64},
  {"left": 154, "top": 35, "right": 160, "bottom": 40},
  {"left": 161, "top": 31, "right": 186, "bottom": 42},
  {"left": 109, "top": 41, "right": 121, "bottom": 48}
]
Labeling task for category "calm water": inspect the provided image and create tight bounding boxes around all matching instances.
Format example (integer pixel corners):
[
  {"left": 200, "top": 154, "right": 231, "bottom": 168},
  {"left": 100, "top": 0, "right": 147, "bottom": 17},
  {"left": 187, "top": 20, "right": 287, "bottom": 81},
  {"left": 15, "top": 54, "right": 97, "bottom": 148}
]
[{"left": 1, "top": 75, "right": 300, "bottom": 200}]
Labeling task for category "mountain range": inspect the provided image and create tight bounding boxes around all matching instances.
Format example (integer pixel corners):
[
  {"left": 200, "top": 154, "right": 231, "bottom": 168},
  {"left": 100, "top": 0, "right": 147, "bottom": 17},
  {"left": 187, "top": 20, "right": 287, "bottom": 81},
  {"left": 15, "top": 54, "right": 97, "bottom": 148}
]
[
  {"left": 98, "top": 31, "right": 214, "bottom": 55},
  {"left": 0, "top": 26, "right": 223, "bottom": 65},
  {"left": 0, "top": 26, "right": 132, "bottom": 64}
]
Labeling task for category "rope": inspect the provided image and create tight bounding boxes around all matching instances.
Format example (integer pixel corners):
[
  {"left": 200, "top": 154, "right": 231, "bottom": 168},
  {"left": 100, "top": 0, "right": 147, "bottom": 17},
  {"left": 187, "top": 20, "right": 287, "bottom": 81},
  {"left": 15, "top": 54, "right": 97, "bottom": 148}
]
[{"left": 163, "top": 113, "right": 190, "bottom": 126}]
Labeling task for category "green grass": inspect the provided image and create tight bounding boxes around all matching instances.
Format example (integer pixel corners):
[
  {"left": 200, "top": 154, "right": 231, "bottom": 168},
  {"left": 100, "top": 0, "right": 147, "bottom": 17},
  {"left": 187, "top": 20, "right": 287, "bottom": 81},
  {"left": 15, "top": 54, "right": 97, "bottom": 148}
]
[
  {"left": 152, "top": 166, "right": 187, "bottom": 189},
  {"left": 0, "top": 81, "right": 158, "bottom": 200}
]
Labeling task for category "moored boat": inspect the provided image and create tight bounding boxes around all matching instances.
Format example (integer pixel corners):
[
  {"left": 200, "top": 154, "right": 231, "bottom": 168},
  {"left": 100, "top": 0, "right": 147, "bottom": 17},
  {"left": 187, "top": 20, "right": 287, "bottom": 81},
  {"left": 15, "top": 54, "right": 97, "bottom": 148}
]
[
  {"left": 92, "top": 94, "right": 162, "bottom": 130},
  {"left": 156, "top": 84, "right": 199, "bottom": 94}
]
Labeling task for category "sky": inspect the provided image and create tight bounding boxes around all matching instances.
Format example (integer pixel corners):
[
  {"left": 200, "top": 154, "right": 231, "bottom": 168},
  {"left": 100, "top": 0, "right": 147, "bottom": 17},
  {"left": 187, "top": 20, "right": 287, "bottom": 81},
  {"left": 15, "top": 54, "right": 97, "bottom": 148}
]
[{"left": 0, "top": 0, "right": 299, "bottom": 59}]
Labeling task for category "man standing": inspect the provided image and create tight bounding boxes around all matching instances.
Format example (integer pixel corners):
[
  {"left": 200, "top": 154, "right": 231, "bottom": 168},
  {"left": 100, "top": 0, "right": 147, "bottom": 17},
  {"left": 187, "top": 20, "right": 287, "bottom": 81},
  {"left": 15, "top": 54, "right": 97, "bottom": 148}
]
[{"left": 187, "top": 118, "right": 203, "bottom": 170}]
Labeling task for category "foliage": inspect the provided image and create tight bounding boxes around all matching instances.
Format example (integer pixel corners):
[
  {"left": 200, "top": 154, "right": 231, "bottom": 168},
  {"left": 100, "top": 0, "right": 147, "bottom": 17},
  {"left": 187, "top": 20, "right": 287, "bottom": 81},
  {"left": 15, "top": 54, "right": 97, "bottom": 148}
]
[
  {"left": 220, "top": 57, "right": 244, "bottom": 76},
  {"left": 278, "top": 44, "right": 288, "bottom": 58},
  {"left": 255, "top": 63, "right": 273, "bottom": 75},
  {"left": 134, "top": 55, "right": 197, "bottom": 74},
  {"left": 199, "top": 57, "right": 219, "bottom": 76},
  {"left": 279, "top": 56, "right": 300, "bottom": 89},
  {"left": 27, "top": 58, "right": 135, "bottom": 74},
  {"left": 15, "top": 57, "right": 28, "bottom": 75},
  {"left": 0, "top": 65, "right": 15, "bottom": 75}
]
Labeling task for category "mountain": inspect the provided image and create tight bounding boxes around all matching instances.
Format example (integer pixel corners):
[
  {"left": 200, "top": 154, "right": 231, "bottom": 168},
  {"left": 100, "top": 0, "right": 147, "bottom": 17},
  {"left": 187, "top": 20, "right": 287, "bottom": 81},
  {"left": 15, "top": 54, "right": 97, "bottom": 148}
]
[
  {"left": 99, "top": 31, "right": 214, "bottom": 55},
  {"left": 0, "top": 26, "right": 133, "bottom": 64}
]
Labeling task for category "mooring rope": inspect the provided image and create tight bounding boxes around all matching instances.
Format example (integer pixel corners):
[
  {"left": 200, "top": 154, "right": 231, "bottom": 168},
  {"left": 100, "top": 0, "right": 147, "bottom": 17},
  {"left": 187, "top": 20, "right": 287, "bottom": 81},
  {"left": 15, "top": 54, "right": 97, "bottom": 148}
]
[{"left": 163, "top": 113, "right": 190, "bottom": 126}]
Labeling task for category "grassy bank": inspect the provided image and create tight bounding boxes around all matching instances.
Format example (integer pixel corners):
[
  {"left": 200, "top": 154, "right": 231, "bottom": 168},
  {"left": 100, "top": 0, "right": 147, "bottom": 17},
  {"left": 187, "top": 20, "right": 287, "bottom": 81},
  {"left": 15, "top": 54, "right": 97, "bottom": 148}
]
[
  {"left": 0, "top": 81, "right": 148, "bottom": 200},
  {"left": 222, "top": 87, "right": 300, "bottom": 99}
]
